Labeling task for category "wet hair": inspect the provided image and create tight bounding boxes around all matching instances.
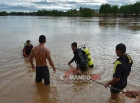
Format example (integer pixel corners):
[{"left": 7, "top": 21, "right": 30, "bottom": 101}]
[
  {"left": 71, "top": 42, "right": 77, "bottom": 48},
  {"left": 26, "top": 40, "right": 30, "bottom": 43},
  {"left": 116, "top": 43, "right": 126, "bottom": 54},
  {"left": 39, "top": 35, "right": 46, "bottom": 43}
]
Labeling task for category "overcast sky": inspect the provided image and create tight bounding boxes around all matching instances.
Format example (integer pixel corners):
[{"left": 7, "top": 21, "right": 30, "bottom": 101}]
[{"left": 0, "top": 0, "right": 139, "bottom": 12}]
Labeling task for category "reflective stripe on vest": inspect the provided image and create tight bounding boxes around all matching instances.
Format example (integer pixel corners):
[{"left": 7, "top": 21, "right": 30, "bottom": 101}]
[
  {"left": 127, "top": 55, "right": 132, "bottom": 63},
  {"left": 114, "top": 61, "right": 122, "bottom": 74}
]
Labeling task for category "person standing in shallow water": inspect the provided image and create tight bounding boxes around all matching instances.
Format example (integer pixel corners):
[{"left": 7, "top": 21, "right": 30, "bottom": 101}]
[
  {"left": 30, "top": 35, "right": 56, "bottom": 85},
  {"left": 105, "top": 43, "right": 133, "bottom": 100},
  {"left": 23, "top": 40, "right": 33, "bottom": 57}
]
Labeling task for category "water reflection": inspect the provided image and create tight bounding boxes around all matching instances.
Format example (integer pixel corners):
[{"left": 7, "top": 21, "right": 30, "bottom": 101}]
[
  {"left": 98, "top": 17, "right": 140, "bottom": 31},
  {"left": 35, "top": 83, "right": 58, "bottom": 103},
  {"left": 99, "top": 19, "right": 117, "bottom": 27}
]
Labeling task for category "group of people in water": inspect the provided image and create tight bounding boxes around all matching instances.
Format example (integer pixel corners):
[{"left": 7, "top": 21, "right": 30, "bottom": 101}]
[{"left": 23, "top": 35, "right": 140, "bottom": 103}]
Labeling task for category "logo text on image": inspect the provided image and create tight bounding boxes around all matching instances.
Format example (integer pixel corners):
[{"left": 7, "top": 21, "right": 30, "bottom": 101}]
[{"left": 61, "top": 74, "right": 101, "bottom": 81}]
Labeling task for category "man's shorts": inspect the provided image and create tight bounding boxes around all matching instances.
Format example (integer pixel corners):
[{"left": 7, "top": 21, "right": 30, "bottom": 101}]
[{"left": 36, "top": 66, "right": 50, "bottom": 85}]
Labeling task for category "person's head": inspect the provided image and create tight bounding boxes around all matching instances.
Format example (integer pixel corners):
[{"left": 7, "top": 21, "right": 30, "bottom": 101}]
[
  {"left": 116, "top": 43, "right": 126, "bottom": 56},
  {"left": 71, "top": 42, "right": 77, "bottom": 51},
  {"left": 39, "top": 35, "right": 46, "bottom": 44},
  {"left": 26, "top": 40, "right": 31, "bottom": 46}
]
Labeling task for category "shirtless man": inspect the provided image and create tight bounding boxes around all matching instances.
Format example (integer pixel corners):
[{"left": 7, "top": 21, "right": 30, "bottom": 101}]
[{"left": 30, "top": 35, "right": 56, "bottom": 85}]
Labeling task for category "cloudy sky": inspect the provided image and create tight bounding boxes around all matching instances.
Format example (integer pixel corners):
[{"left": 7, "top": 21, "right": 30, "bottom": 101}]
[{"left": 0, "top": 0, "right": 139, "bottom": 12}]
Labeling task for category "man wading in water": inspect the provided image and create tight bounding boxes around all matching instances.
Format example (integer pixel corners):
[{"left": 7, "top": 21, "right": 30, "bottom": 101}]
[
  {"left": 68, "top": 42, "right": 88, "bottom": 73},
  {"left": 105, "top": 43, "right": 133, "bottom": 100},
  {"left": 30, "top": 35, "right": 56, "bottom": 85}
]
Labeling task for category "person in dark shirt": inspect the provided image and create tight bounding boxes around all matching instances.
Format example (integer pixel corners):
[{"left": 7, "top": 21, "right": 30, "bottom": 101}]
[
  {"left": 68, "top": 42, "right": 88, "bottom": 72},
  {"left": 105, "top": 43, "right": 133, "bottom": 100},
  {"left": 23, "top": 40, "right": 33, "bottom": 57}
]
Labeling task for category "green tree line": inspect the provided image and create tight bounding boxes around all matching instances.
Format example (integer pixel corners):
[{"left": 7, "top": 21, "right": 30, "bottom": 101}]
[
  {"left": 99, "top": 2, "right": 140, "bottom": 16},
  {"left": 0, "top": 2, "right": 140, "bottom": 17},
  {"left": 0, "top": 11, "right": 8, "bottom": 16},
  {"left": 35, "top": 7, "right": 94, "bottom": 17},
  {"left": 0, "top": 7, "right": 94, "bottom": 17}
]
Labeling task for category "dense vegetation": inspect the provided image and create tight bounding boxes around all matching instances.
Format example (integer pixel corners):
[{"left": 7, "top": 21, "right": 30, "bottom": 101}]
[
  {"left": 0, "top": 2, "right": 140, "bottom": 17},
  {"left": 99, "top": 2, "right": 140, "bottom": 16},
  {"left": 0, "top": 7, "right": 94, "bottom": 17},
  {"left": 30, "top": 7, "right": 94, "bottom": 17},
  {"left": 0, "top": 11, "right": 8, "bottom": 16}
]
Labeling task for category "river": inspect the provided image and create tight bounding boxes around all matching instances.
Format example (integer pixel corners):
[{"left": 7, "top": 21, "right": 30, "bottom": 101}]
[{"left": 0, "top": 16, "right": 140, "bottom": 103}]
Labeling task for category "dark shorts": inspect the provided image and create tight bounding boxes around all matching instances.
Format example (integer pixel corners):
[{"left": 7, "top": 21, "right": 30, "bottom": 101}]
[
  {"left": 36, "top": 66, "right": 50, "bottom": 85},
  {"left": 80, "top": 67, "right": 87, "bottom": 71},
  {"left": 110, "top": 85, "right": 125, "bottom": 94},
  {"left": 78, "top": 65, "right": 87, "bottom": 71}
]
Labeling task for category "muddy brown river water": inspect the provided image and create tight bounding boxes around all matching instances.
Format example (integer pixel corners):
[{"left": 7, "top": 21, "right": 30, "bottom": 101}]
[{"left": 0, "top": 16, "right": 140, "bottom": 103}]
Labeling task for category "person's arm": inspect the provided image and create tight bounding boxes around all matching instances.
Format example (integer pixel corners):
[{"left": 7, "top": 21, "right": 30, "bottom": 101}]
[
  {"left": 105, "top": 64, "right": 122, "bottom": 87},
  {"left": 124, "top": 90, "right": 139, "bottom": 98},
  {"left": 23, "top": 46, "right": 27, "bottom": 56},
  {"left": 29, "top": 49, "right": 35, "bottom": 70},
  {"left": 128, "top": 62, "right": 133, "bottom": 76},
  {"left": 105, "top": 78, "right": 120, "bottom": 88},
  {"left": 128, "top": 55, "right": 133, "bottom": 76},
  {"left": 68, "top": 55, "right": 75, "bottom": 65},
  {"left": 134, "top": 90, "right": 140, "bottom": 103},
  {"left": 46, "top": 50, "right": 56, "bottom": 73}
]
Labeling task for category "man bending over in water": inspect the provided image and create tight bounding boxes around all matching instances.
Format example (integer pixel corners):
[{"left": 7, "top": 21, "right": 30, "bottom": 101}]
[
  {"left": 68, "top": 42, "right": 88, "bottom": 73},
  {"left": 30, "top": 35, "right": 56, "bottom": 85}
]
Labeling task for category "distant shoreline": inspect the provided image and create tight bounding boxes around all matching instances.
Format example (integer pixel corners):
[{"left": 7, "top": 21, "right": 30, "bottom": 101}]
[
  {"left": 0, "top": 15, "right": 140, "bottom": 18},
  {"left": 0, "top": 2, "right": 140, "bottom": 17}
]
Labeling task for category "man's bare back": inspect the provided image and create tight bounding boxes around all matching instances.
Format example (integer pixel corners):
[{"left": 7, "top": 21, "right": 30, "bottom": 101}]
[
  {"left": 31, "top": 44, "right": 49, "bottom": 66},
  {"left": 30, "top": 44, "right": 56, "bottom": 72}
]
